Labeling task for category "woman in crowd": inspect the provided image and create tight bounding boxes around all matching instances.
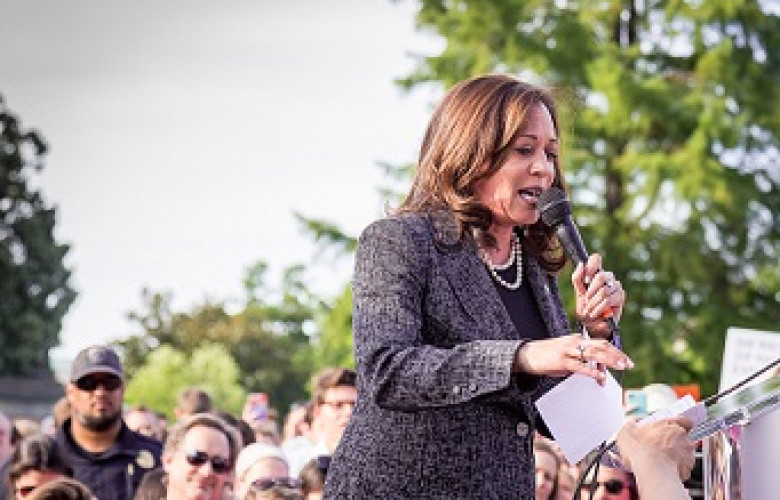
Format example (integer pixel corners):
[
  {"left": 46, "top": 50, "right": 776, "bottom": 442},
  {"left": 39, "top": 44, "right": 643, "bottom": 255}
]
[
  {"left": 580, "top": 463, "right": 638, "bottom": 500},
  {"left": 242, "top": 479, "right": 302, "bottom": 500},
  {"left": 323, "top": 74, "right": 631, "bottom": 498},
  {"left": 534, "top": 440, "right": 560, "bottom": 500}
]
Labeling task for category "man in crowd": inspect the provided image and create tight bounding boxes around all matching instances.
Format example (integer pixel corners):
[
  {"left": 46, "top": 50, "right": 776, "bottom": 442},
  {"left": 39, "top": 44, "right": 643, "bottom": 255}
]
[
  {"left": 124, "top": 405, "right": 160, "bottom": 441},
  {"left": 162, "top": 413, "right": 239, "bottom": 500},
  {"left": 282, "top": 367, "right": 356, "bottom": 476},
  {"left": 55, "top": 345, "right": 162, "bottom": 500},
  {"left": 174, "top": 387, "right": 213, "bottom": 421}
]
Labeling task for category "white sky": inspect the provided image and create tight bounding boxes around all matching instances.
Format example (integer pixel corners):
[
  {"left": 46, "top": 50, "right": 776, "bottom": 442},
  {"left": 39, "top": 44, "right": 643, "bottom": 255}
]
[{"left": 0, "top": 0, "right": 442, "bottom": 364}]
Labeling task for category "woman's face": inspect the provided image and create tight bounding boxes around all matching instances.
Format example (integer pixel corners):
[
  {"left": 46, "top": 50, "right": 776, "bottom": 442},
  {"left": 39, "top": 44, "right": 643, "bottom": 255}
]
[
  {"left": 582, "top": 466, "right": 633, "bottom": 500},
  {"left": 534, "top": 449, "right": 558, "bottom": 500},
  {"left": 473, "top": 102, "right": 558, "bottom": 232}
]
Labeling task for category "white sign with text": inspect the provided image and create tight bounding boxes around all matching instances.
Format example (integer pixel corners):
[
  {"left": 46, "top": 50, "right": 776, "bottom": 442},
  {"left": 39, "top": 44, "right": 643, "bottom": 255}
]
[{"left": 719, "top": 327, "right": 780, "bottom": 392}]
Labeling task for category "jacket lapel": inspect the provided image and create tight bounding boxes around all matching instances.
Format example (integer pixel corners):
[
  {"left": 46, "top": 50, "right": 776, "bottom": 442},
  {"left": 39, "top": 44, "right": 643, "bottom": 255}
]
[
  {"left": 429, "top": 212, "right": 517, "bottom": 340},
  {"left": 429, "top": 211, "right": 569, "bottom": 340},
  {"left": 525, "top": 258, "right": 570, "bottom": 337}
]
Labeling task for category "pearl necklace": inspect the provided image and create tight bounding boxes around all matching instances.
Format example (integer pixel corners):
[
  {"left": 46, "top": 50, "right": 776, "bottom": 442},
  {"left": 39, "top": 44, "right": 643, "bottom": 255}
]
[{"left": 480, "top": 232, "right": 523, "bottom": 290}]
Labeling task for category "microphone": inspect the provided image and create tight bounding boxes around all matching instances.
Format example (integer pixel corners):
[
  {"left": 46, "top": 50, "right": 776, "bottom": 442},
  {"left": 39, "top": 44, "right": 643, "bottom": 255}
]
[{"left": 538, "top": 187, "right": 620, "bottom": 337}]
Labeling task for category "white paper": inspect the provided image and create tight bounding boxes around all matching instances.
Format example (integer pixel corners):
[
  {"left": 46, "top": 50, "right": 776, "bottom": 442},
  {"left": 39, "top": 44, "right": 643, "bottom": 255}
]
[
  {"left": 638, "top": 394, "right": 707, "bottom": 427},
  {"left": 535, "top": 372, "right": 624, "bottom": 464}
]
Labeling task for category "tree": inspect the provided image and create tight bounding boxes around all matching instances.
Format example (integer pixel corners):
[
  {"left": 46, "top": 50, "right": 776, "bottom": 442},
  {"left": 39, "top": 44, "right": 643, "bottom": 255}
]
[
  {"left": 124, "top": 343, "right": 246, "bottom": 418},
  {"left": 116, "top": 260, "right": 319, "bottom": 416},
  {"left": 400, "top": 0, "right": 780, "bottom": 395},
  {"left": 309, "top": 283, "right": 355, "bottom": 370},
  {"left": 0, "top": 95, "right": 76, "bottom": 375},
  {"left": 292, "top": 214, "right": 357, "bottom": 371}
]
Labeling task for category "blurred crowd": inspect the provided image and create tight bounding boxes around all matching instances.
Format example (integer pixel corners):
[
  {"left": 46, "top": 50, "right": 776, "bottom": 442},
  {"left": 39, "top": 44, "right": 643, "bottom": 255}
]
[
  {"left": 0, "top": 345, "right": 354, "bottom": 500},
  {"left": 0, "top": 345, "right": 695, "bottom": 500}
]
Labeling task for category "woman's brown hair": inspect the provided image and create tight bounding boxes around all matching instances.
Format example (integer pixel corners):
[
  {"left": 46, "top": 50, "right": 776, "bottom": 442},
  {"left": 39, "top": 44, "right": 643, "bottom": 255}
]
[{"left": 398, "top": 74, "right": 567, "bottom": 271}]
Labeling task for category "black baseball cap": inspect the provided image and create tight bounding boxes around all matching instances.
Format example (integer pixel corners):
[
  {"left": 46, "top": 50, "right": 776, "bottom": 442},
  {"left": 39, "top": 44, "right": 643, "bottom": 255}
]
[{"left": 70, "top": 345, "right": 124, "bottom": 382}]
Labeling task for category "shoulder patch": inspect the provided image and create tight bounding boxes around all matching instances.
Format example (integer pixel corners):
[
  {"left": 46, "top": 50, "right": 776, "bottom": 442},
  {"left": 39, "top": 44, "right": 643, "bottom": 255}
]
[{"left": 136, "top": 450, "right": 155, "bottom": 469}]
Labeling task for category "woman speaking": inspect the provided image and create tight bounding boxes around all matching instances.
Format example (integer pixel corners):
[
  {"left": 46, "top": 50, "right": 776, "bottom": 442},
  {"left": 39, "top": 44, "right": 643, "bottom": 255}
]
[{"left": 324, "top": 74, "right": 632, "bottom": 499}]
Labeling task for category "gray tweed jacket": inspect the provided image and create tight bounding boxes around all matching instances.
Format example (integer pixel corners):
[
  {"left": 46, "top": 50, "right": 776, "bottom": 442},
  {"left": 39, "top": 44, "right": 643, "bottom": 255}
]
[{"left": 323, "top": 211, "right": 570, "bottom": 499}]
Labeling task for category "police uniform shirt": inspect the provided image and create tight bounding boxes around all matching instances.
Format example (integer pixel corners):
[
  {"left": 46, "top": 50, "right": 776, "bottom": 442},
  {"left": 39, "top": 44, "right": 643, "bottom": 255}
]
[{"left": 55, "top": 419, "right": 162, "bottom": 500}]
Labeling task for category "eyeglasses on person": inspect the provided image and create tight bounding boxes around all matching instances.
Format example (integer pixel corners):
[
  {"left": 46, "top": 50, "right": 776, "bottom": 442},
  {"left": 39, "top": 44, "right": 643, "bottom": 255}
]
[
  {"left": 74, "top": 375, "right": 123, "bottom": 392},
  {"left": 182, "top": 449, "right": 232, "bottom": 474},
  {"left": 583, "top": 478, "right": 628, "bottom": 494},
  {"left": 251, "top": 477, "right": 302, "bottom": 491},
  {"left": 319, "top": 399, "right": 355, "bottom": 411}
]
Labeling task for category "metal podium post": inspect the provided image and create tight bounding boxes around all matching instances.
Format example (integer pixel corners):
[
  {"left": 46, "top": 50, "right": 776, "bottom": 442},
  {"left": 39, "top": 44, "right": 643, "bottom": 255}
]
[{"left": 695, "top": 375, "right": 780, "bottom": 499}]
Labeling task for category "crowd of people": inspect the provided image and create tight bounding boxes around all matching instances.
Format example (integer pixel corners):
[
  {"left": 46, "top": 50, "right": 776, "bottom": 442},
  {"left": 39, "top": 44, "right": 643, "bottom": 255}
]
[
  {"left": 0, "top": 342, "right": 695, "bottom": 500},
  {"left": 0, "top": 345, "right": 356, "bottom": 500}
]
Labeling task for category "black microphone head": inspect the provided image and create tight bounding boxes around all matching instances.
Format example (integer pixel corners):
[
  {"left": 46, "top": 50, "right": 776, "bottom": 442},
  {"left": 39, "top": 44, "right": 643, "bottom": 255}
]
[{"left": 538, "top": 187, "right": 571, "bottom": 227}]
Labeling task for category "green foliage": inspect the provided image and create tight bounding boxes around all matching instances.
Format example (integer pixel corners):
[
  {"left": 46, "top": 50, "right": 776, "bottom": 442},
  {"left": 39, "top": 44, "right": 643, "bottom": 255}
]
[
  {"left": 116, "top": 260, "right": 319, "bottom": 417},
  {"left": 124, "top": 343, "right": 246, "bottom": 418},
  {"left": 293, "top": 212, "right": 357, "bottom": 255},
  {"left": 310, "top": 283, "right": 355, "bottom": 370},
  {"left": 403, "top": 0, "right": 780, "bottom": 396},
  {"left": 0, "top": 96, "right": 76, "bottom": 375}
]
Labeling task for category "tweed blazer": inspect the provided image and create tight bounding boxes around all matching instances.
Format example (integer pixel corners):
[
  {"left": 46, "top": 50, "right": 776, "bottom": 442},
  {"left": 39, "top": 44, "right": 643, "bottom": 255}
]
[{"left": 323, "top": 211, "right": 571, "bottom": 500}]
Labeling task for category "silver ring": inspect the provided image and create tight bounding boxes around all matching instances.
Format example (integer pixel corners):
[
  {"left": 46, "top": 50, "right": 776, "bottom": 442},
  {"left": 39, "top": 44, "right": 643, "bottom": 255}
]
[
  {"left": 577, "top": 343, "right": 586, "bottom": 363},
  {"left": 606, "top": 280, "right": 616, "bottom": 294}
]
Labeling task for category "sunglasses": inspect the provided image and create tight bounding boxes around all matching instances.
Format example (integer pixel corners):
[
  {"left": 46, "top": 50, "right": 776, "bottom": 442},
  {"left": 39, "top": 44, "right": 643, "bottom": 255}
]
[
  {"left": 74, "top": 376, "right": 123, "bottom": 392},
  {"left": 16, "top": 485, "right": 36, "bottom": 497},
  {"left": 183, "top": 449, "right": 232, "bottom": 474},
  {"left": 251, "top": 478, "right": 302, "bottom": 491},
  {"left": 584, "top": 479, "right": 627, "bottom": 495}
]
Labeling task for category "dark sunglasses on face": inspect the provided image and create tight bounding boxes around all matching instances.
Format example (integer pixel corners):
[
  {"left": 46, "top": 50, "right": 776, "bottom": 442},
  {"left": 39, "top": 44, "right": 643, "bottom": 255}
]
[
  {"left": 584, "top": 479, "right": 627, "bottom": 495},
  {"left": 251, "top": 478, "right": 302, "bottom": 491},
  {"left": 16, "top": 485, "right": 36, "bottom": 497},
  {"left": 183, "top": 449, "right": 232, "bottom": 474},
  {"left": 74, "top": 375, "right": 123, "bottom": 392}
]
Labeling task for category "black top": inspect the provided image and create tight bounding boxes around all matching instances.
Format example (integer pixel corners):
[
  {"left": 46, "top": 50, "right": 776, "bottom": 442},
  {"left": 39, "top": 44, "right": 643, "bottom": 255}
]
[
  {"left": 490, "top": 250, "right": 557, "bottom": 438},
  {"left": 490, "top": 253, "right": 549, "bottom": 342}
]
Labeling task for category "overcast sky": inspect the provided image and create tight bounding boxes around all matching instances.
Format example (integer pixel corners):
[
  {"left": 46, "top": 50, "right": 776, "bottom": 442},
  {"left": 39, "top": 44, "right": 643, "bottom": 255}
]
[{"left": 0, "top": 0, "right": 441, "bottom": 365}]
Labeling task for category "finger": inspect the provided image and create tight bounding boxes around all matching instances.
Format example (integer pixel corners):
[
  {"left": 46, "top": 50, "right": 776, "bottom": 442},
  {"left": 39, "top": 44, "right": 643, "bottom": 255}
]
[
  {"left": 587, "top": 270, "right": 614, "bottom": 298},
  {"left": 572, "top": 262, "right": 587, "bottom": 295},
  {"left": 680, "top": 452, "right": 696, "bottom": 481},
  {"left": 667, "top": 416, "right": 694, "bottom": 431},
  {"left": 584, "top": 254, "right": 603, "bottom": 285},
  {"left": 583, "top": 284, "right": 623, "bottom": 321},
  {"left": 582, "top": 294, "right": 611, "bottom": 320},
  {"left": 568, "top": 358, "right": 606, "bottom": 384},
  {"left": 581, "top": 341, "right": 634, "bottom": 370}
]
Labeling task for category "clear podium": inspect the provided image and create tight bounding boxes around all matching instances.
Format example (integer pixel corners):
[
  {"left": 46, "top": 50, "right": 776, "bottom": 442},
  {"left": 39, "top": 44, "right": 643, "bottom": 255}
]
[{"left": 690, "top": 374, "right": 780, "bottom": 499}]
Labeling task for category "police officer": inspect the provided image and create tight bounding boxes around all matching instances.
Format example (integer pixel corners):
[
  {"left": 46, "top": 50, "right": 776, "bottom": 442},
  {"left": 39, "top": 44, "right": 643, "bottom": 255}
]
[{"left": 55, "top": 345, "right": 162, "bottom": 500}]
